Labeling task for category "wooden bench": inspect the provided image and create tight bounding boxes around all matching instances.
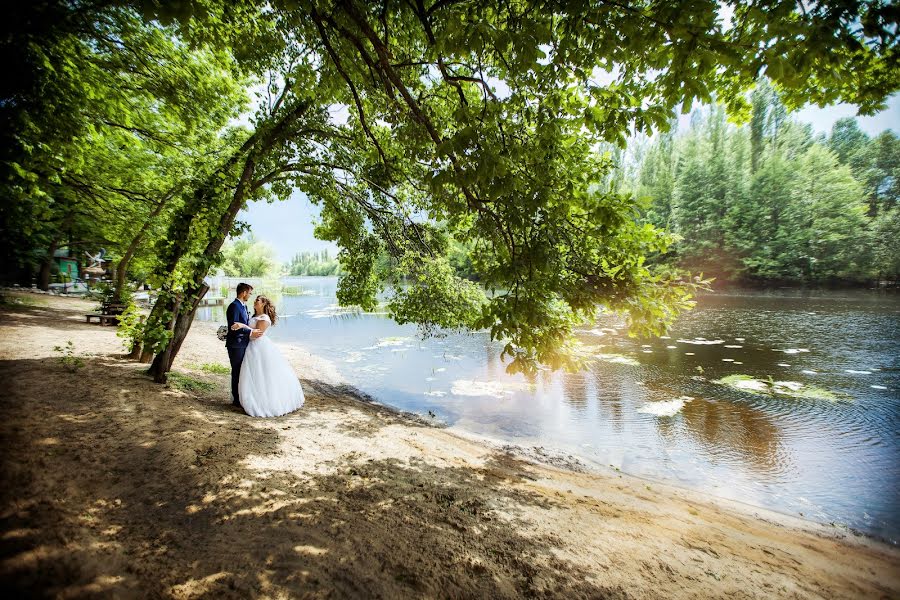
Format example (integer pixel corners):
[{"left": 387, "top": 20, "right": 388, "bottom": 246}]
[
  {"left": 101, "top": 302, "right": 128, "bottom": 315},
  {"left": 86, "top": 300, "right": 128, "bottom": 325},
  {"left": 86, "top": 313, "right": 119, "bottom": 325}
]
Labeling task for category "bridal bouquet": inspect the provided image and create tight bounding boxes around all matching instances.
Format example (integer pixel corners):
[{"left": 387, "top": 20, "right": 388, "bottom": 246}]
[{"left": 216, "top": 325, "right": 228, "bottom": 341}]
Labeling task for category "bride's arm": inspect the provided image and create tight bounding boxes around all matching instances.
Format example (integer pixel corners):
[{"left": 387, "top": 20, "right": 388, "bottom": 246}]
[{"left": 231, "top": 319, "right": 269, "bottom": 335}]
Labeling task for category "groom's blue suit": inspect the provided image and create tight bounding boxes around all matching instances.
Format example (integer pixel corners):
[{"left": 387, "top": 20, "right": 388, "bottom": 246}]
[{"left": 226, "top": 297, "right": 251, "bottom": 406}]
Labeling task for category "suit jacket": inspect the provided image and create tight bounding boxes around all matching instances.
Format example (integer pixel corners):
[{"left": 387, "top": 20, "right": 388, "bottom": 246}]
[{"left": 225, "top": 298, "right": 250, "bottom": 348}]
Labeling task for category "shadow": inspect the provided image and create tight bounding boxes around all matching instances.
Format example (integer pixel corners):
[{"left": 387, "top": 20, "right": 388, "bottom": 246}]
[{"left": 0, "top": 355, "right": 628, "bottom": 599}]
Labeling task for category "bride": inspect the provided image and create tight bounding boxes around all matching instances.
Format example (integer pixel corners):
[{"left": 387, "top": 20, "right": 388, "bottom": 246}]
[{"left": 230, "top": 295, "right": 305, "bottom": 417}]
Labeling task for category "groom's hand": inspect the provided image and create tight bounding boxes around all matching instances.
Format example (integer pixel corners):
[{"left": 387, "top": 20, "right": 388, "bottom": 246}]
[{"left": 250, "top": 329, "right": 263, "bottom": 339}]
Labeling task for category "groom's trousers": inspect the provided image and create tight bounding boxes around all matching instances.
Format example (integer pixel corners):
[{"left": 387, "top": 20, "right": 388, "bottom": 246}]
[{"left": 227, "top": 346, "right": 247, "bottom": 405}]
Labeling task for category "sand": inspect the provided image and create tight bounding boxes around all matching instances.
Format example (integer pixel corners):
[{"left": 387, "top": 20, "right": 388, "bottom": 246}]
[{"left": 0, "top": 291, "right": 897, "bottom": 599}]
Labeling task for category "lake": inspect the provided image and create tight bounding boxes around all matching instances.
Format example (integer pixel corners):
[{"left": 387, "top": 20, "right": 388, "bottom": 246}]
[{"left": 197, "top": 277, "right": 900, "bottom": 544}]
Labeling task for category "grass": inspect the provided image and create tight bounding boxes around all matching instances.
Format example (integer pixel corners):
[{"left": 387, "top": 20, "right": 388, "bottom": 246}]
[
  {"left": 168, "top": 372, "right": 216, "bottom": 393},
  {"left": 53, "top": 340, "right": 85, "bottom": 373},
  {"left": 0, "top": 293, "right": 47, "bottom": 310},
  {"left": 191, "top": 362, "right": 230, "bottom": 375}
]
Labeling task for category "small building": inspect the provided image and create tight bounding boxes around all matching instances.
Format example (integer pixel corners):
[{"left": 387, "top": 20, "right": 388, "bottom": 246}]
[{"left": 53, "top": 248, "right": 79, "bottom": 281}]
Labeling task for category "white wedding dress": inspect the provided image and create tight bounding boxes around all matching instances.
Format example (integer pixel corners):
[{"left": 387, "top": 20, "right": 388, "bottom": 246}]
[{"left": 238, "top": 314, "right": 305, "bottom": 417}]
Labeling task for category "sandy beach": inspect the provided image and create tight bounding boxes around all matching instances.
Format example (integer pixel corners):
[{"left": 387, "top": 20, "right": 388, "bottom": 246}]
[{"left": 0, "top": 291, "right": 897, "bottom": 599}]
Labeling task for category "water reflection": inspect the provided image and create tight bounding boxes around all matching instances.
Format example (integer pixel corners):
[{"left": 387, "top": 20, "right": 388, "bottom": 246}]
[
  {"left": 196, "top": 278, "right": 900, "bottom": 543},
  {"left": 679, "top": 397, "right": 785, "bottom": 478}
]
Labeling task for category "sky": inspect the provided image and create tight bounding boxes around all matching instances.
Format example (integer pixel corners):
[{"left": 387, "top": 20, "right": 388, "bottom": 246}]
[{"left": 240, "top": 96, "right": 900, "bottom": 264}]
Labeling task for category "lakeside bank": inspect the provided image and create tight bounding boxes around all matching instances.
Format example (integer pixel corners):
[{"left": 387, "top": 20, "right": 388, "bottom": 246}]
[{"left": 1, "top": 291, "right": 898, "bottom": 599}]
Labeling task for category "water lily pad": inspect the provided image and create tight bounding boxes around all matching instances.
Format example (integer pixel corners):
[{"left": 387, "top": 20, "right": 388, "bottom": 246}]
[{"left": 713, "top": 374, "right": 850, "bottom": 402}]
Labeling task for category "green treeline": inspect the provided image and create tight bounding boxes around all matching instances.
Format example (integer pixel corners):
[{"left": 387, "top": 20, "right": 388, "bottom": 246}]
[
  {"left": 620, "top": 81, "right": 900, "bottom": 285},
  {"left": 285, "top": 249, "right": 342, "bottom": 277}
]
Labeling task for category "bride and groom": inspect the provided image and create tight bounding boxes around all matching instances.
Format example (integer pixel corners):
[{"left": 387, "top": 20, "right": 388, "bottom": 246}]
[{"left": 225, "top": 282, "right": 304, "bottom": 417}]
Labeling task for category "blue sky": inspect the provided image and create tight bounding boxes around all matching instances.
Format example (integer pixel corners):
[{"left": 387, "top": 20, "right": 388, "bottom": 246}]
[{"left": 241, "top": 95, "right": 900, "bottom": 264}]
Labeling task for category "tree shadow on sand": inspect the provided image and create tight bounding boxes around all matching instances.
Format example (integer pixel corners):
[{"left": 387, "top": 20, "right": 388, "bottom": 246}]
[{"left": 0, "top": 355, "right": 628, "bottom": 599}]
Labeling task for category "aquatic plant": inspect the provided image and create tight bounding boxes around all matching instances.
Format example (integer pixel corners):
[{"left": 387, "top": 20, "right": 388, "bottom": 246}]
[{"left": 713, "top": 374, "right": 849, "bottom": 402}]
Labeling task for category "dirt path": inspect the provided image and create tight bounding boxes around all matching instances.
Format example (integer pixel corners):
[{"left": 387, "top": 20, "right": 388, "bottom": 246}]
[{"left": 1, "top": 291, "right": 897, "bottom": 599}]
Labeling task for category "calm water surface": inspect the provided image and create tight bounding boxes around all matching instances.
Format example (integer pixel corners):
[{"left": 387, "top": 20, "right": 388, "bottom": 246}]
[{"left": 198, "top": 277, "right": 900, "bottom": 543}]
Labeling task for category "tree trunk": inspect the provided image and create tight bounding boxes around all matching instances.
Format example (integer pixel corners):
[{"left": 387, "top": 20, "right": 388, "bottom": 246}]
[
  {"left": 38, "top": 238, "right": 60, "bottom": 291},
  {"left": 150, "top": 282, "right": 208, "bottom": 382},
  {"left": 149, "top": 293, "right": 182, "bottom": 383}
]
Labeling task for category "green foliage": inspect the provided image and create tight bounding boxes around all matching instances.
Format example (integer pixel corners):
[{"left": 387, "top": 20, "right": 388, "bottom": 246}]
[
  {"left": 871, "top": 207, "right": 900, "bottom": 280},
  {"left": 220, "top": 237, "right": 279, "bottom": 278},
  {"left": 53, "top": 341, "right": 84, "bottom": 373},
  {"left": 8, "top": 1, "right": 899, "bottom": 376},
  {"left": 625, "top": 83, "right": 900, "bottom": 284},
  {"left": 387, "top": 255, "right": 486, "bottom": 336},
  {"left": 115, "top": 302, "right": 145, "bottom": 352}
]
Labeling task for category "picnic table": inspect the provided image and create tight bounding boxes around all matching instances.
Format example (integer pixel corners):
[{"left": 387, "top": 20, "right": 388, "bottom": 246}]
[{"left": 85, "top": 301, "right": 128, "bottom": 326}]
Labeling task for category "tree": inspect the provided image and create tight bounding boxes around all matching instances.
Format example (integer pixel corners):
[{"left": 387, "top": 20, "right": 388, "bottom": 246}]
[
  {"left": 871, "top": 206, "right": 900, "bottom": 280},
  {"left": 8, "top": 0, "right": 899, "bottom": 379},
  {"left": 828, "top": 117, "right": 870, "bottom": 166},
  {"left": 788, "top": 145, "right": 870, "bottom": 280},
  {"left": 856, "top": 131, "right": 900, "bottom": 215},
  {"left": 221, "top": 238, "right": 279, "bottom": 277}
]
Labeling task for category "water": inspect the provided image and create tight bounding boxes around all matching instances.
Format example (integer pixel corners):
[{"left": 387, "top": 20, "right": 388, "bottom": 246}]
[{"left": 198, "top": 277, "right": 900, "bottom": 543}]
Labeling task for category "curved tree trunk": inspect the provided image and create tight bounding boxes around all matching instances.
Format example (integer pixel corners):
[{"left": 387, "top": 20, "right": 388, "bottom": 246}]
[
  {"left": 149, "top": 158, "right": 256, "bottom": 383},
  {"left": 146, "top": 99, "right": 312, "bottom": 382}
]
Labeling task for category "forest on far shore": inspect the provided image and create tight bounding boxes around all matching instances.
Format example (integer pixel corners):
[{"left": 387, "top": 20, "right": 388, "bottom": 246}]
[{"left": 605, "top": 80, "right": 899, "bottom": 286}]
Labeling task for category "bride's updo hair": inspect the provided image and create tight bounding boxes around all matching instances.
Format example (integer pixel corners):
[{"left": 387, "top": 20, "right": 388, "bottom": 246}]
[{"left": 255, "top": 295, "right": 277, "bottom": 325}]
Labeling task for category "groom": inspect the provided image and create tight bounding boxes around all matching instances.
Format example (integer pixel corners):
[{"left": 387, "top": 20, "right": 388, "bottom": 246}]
[{"left": 226, "top": 282, "right": 261, "bottom": 409}]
